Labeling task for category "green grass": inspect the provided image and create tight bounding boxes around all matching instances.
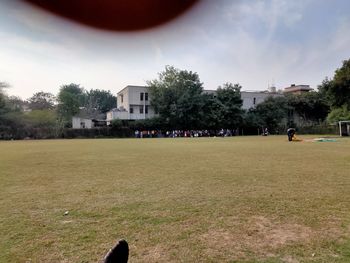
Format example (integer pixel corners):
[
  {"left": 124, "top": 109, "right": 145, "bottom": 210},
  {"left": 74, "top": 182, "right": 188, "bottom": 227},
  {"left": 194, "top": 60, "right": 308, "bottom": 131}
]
[{"left": 0, "top": 136, "right": 350, "bottom": 262}]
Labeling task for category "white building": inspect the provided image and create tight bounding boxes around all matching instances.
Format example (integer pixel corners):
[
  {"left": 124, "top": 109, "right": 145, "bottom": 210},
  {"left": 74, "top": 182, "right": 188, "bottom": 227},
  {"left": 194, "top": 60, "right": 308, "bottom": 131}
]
[
  {"left": 241, "top": 90, "right": 282, "bottom": 110},
  {"left": 106, "top": 85, "right": 156, "bottom": 123},
  {"left": 72, "top": 109, "right": 106, "bottom": 129},
  {"left": 204, "top": 89, "right": 282, "bottom": 110},
  {"left": 72, "top": 117, "right": 93, "bottom": 129},
  {"left": 106, "top": 85, "right": 283, "bottom": 124}
]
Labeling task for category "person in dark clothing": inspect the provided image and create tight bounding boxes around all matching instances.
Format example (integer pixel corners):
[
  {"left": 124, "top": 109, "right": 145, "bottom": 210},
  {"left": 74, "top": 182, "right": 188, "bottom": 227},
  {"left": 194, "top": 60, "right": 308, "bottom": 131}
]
[
  {"left": 287, "top": 128, "right": 296, "bottom": 141},
  {"left": 104, "top": 239, "right": 129, "bottom": 263}
]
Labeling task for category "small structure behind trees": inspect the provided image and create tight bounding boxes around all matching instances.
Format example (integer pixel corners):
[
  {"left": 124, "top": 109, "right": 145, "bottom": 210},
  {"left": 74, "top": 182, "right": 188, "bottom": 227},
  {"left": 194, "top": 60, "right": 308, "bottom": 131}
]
[{"left": 338, "top": 121, "right": 350, "bottom": 136}]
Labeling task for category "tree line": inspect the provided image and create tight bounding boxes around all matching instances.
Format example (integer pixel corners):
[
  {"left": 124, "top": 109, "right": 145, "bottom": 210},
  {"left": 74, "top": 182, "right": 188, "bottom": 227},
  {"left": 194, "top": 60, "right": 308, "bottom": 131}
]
[
  {"left": 1, "top": 59, "right": 350, "bottom": 139},
  {"left": 139, "top": 61, "right": 349, "bottom": 133},
  {"left": 0, "top": 83, "right": 116, "bottom": 139}
]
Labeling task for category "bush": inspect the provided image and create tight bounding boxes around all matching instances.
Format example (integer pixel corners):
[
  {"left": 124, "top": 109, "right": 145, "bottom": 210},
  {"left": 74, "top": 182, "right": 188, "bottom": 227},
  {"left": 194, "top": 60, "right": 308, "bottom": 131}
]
[{"left": 111, "top": 119, "right": 123, "bottom": 129}]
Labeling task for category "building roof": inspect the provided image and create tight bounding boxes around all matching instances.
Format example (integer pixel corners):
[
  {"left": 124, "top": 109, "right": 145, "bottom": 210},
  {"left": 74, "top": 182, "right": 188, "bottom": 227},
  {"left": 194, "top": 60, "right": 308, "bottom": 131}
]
[
  {"left": 74, "top": 108, "right": 106, "bottom": 121},
  {"left": 241, "top": 90, "right": 278, "bottom": 94},
  {"left": 283, "top": 84, "right": 313, "bottom": 93},
  {"left": 117, "top": 85, "right": 148, "bottom": 95}
]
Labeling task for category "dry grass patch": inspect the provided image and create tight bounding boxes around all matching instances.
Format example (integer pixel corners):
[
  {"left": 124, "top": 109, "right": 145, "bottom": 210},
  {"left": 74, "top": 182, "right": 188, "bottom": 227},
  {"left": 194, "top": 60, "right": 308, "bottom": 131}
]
[
  {"left": 1, "top": 136, "right": 350, "bottom": 262},
  {"left": 201, "top": 216, "right": 313, "bottom": 260}
]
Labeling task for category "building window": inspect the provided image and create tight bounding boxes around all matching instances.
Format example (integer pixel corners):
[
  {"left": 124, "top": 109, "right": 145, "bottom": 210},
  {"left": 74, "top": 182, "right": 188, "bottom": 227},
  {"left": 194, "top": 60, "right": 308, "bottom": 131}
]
[
  {"left": 121, "top": 94, "right": 123, "bottom": 103},
  {"left": 253, "top": 97, "right": 256, "bottom": 105},
  {"left": 140, "top": 106, "right": 144, "bottom": 114},
  {"left": 140, "top": 92, "right": 144, "bottom": 101},
  {"left": 81, "top": 122, "right": 85, "bottom": 129},
  {"left": 145, "top": 92, "right": 148, "bottom": 101},
  {"left": 130, "top": 107, "right": 134, "bottom": 114},
  {"left": 145, "top": 105, "right": 148, "bottom": 114}
]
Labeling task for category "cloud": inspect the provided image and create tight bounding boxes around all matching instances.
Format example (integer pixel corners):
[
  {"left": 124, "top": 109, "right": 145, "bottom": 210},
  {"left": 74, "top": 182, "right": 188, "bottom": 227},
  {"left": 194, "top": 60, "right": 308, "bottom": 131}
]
[
  {"left": 1, "top": 0, "right": 350, "bottom": 98},
  {"left": 152, "top": 44, "right": 164, "bottom": 64},
  {"left": 240, "top": 0, "right": 307, "bottom": 27},
  {"left": 331, "top": 17, "right": 350, "bottom": 52}
]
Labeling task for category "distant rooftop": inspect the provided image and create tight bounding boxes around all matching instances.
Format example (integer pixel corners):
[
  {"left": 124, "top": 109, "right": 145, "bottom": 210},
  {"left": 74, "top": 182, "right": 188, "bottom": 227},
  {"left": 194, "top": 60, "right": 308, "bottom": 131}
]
[
  {"left": 118, "top": 86, "right": 283, "bottom": 95},
  {"left": 117, "top": 85, "right": 148, "bottom": 94},
  {"left": 75, "top": 108, "right": 105, "bottom": 120},
  {"left": 204, "top": 89, "right": 279, "bottom": 94},
  {"left": 284, "top": 84, "right": 313, "bottom": 93}
]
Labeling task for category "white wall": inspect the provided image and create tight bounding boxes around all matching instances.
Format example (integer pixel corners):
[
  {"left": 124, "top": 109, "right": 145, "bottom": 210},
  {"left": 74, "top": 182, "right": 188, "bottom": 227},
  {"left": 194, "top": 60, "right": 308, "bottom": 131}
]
[
  {"left": 241, "top": 92, "right": 282, "bottom": 110},
  {"left": 113, "top": 85, "right": 156, "bottom": 120},
  {"left": 128, "top": 86, "right": 150, "bottom": 106},
  {"left": 72, "top": 117, "right": 93, "bottom": 129},
  {"left": 117, "top": 88, "right": 129, "bottom": 111},
  {"left": 113, "top": 87, "right": 282, "bottom": 120}
]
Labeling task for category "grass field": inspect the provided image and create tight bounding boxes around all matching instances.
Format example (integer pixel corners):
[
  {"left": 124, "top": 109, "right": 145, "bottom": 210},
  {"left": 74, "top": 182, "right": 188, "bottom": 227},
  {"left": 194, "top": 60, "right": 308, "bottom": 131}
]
[{"left": 1, "top": 136, "right": 350, "bottom": 263}]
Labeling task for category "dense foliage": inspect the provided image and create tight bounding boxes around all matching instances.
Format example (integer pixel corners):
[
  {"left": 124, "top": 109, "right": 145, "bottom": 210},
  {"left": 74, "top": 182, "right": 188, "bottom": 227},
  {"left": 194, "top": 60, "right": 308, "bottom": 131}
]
[
  {"left": 318, "top": 59, "right": 350, "bottom": 123},
  {"left": 28, "top": 92, "right": 56, "bottom": 110},
  {"left": 148, "top": 66, "right": 205, "bottom": 129},
  {"left": 56, "top": 84, "right": 117, "bottom": 126},
  {"left": 148, "top": 66, "right": 243, "bottom": 130},
  {"left": 0, "top": 83, "right": 117, "bottom": 138}
]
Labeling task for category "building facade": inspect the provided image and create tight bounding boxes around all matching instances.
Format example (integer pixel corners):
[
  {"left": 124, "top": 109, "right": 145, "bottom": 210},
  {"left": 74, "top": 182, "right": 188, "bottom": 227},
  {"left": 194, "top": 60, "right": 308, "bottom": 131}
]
[
  {"left": 106, "top": 85, "right": 294, "bottom": 124},
  {"left": 72, "top": 116, "right": 106, "bottom": 129},
  {"left": 204, "top": 89, "right": 282, "bottom": 110},
  {"left": 72, "top": 109, "right": 106, "bottom": 129},
  {"left": 75, "top": 83, "right": 314, "bottom": 129},
  {"left": 106, "top": 85, "right": 156, "bottom": 124},
  {"left": 72, "top": 117, "right": 93, "bottom": 129},
  {"left": 107, "top": 86, "right": 284, "bottom": 123},
  {"left": 241, "top": 91, "right": 282, "bottom": 110}
]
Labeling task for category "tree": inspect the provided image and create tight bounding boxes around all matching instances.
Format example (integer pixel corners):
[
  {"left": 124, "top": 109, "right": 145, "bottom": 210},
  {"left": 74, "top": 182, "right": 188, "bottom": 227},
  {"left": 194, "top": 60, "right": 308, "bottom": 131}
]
[
  {"left": 243, "top": 109, "right": 259, "bottom": 131},
  {"left": 0, "top": 82, "right": 12, "bottom": 124},
  {"left": 110, "top": 119, "right": 123, "bottom": 129},
  {"left": 331, "top": 59, "right": 350, "bottom": 109},
  {"left": 0, "top": 82, "right": 10, "bottom": 114},
  {"left": 317, "top": 77, "right": 333, "bottom": 103},
  {"left": 319, "top": 59, "right": 350, "bottom": 109},
  {"left": 327, "top": 105, "right": 350, "bottom": 124},
  {"left": 251, "top": 96, "right": 290, "bottom": 131},
  {"left": 7, "top": 96, "right": 27, "bottom": 111},
  {"left": 318, "top": 59, "right": 350, "bottom": 123},
  {"left": 286, "top": 92, "right": 330, "bottom": 124},
  {"left": 0, "top": 84, "right": 28, "bottom": 139},
  {"left": 148, "top": 66, "right": 204, "bottom": 129},
  {"left": 215, "top": 83, "right": 243, "bottom": 128},
  {"left": 0, "top": 86, "right": 7, "bottom": 115},
  {"left": 28, "top": 91, "right": 56, "bottom": 110},
  {"left": 26, "top": 109, "right": 57, "bottom": 128},
  {"left": 0, "top": 82, "right": 9, "bottom": 91},
  {"left": 57, "top": 83, "right": 86, "bottom": 124},
  {"left": 86, "top": 89, "right": 117, "bottom": 113},
  {"left": 201, "top": 93, "right": 223, "bottom": 129}
]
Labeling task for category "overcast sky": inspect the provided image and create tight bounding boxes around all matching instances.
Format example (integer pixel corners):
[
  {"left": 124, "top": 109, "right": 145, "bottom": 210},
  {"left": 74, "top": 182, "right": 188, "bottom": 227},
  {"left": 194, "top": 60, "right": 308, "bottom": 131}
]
[{"left": 1, "top": 0, "right": 350, "bottom": 99}]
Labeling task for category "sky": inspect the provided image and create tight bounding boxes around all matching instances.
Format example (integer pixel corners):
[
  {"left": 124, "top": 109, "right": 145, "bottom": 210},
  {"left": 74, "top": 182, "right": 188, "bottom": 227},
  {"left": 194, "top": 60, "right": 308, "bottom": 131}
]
[{"left": 0, "top": 0, "right": 350, "bottom": 99}]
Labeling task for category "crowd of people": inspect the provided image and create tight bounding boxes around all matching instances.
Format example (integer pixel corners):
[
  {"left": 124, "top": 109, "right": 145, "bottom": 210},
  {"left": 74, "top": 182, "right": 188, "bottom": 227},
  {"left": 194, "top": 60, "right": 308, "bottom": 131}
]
[{"left": 134, "top": 129, "right": 239, "bottom": 138}]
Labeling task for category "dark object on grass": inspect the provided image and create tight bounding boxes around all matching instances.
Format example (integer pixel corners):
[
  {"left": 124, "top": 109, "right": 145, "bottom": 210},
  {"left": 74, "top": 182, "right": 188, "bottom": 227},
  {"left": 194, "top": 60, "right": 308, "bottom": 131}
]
[
  {"left": 287, "top": 128, "right": 296, "bottom": 142},
  {"left": 104, "top": 239, "right": 129, "bottom": 263}
]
